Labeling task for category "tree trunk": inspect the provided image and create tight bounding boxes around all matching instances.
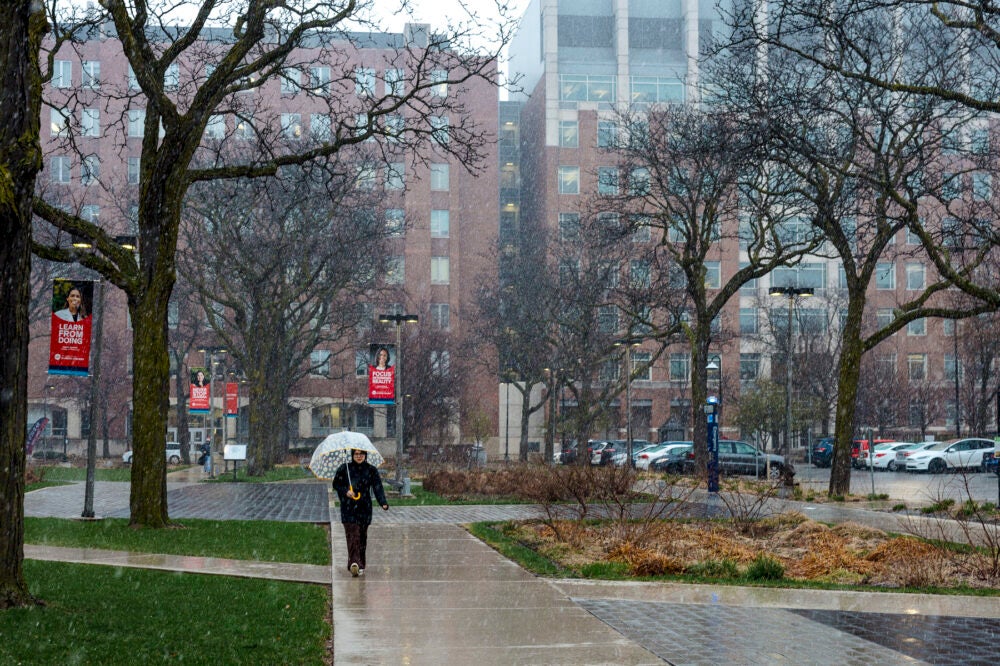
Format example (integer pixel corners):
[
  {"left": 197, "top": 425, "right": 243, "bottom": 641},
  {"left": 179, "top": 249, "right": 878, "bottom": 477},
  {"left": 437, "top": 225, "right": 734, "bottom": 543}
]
[
  {"left": 690, "top": 336, "right": 710, "bottom": 472},
  {"left": 127, "top": 290, "right": 173, "bottom": 527},
  {"left": 247, "top": 380, "right": 286, "bottom": 474},
  {"left": 0, "top": 0, "right": 46, "bottom": 608},
  {"left": 829, "top": 304, "right": 865, "bottom": 496}
]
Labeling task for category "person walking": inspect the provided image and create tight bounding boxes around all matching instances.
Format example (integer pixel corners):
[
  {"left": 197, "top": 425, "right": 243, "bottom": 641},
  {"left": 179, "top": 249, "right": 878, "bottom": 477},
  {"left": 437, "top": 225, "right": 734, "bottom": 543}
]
[{"left": 332, "top": 449, "right": 388, "bottom": 576}]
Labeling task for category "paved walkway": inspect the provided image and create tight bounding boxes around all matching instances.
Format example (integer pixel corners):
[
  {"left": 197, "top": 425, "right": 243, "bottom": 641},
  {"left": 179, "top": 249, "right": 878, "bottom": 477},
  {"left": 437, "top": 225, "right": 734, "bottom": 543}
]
[{"left": 23, "top": 474, "right": 1000, "bottom": 665}]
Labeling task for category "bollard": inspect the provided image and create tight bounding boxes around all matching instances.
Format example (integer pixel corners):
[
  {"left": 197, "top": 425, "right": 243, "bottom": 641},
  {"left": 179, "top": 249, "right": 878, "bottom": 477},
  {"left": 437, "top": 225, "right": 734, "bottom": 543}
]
[{"left": 401, "top": 475, "right": 412, "bottom": 497}]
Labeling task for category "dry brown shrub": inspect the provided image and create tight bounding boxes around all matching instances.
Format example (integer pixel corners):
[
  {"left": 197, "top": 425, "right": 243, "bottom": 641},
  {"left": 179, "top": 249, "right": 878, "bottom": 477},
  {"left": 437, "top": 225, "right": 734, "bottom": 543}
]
[
  {"left": 25, "top": 466, "right": 46, "bottom": 484},
  {"left": 685, "top": 527, "right": 760, "bottom": 563},
  {"left": 608, "top": 542, "right": 687, "bottom": 576},
  {"left": 862, "top": 537, "right": 950, "bottom": 588}
]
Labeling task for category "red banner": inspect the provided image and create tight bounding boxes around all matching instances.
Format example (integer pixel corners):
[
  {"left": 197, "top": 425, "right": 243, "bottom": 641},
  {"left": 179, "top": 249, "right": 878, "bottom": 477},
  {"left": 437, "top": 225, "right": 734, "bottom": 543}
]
[
  {"left": 225, "top": 382, "right": 239, "bottom": 416},
  {"left": 190, "top": 367, "right": 210, "bottom": 413},
  {"left": 368, "top": 343, "right": 396, "bottom": 404},
  {"left": 48, "top": 280, "right": 94, "bottom": 376}
]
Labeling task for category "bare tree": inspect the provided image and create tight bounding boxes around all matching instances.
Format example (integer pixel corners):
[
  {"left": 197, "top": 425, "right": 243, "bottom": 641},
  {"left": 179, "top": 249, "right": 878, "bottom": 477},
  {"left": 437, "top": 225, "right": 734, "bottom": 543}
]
[
  {"left": 180, "top": 161, "right": 389, "bottom": 474},
  {"left": 30, "top": 2, "right": 515, "bottom": 526},
  {"left": 0, "top": 0, "right": 48, "bottom": 609}
]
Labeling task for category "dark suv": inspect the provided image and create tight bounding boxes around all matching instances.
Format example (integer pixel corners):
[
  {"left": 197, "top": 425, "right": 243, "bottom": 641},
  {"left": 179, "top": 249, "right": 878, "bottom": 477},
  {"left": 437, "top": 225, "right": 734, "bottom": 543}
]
[{"left": 812, "top": 437, "right": 834, "bottom": 467}]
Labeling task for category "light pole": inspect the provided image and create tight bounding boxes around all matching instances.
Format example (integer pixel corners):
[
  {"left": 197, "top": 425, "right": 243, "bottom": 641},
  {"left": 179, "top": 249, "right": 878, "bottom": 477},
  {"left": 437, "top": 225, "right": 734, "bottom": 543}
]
[
  {"left": 614, "top": 336, "right": 643, "bottom": 467},
  {"left": 769, "top": 285, "right": 812, "bottom": 468},
  {"left": 198, "top": 345, "right": 227, "bottom": 478},
  {"left": 378, "top": 313, "right": 418, "bottom": 488}
]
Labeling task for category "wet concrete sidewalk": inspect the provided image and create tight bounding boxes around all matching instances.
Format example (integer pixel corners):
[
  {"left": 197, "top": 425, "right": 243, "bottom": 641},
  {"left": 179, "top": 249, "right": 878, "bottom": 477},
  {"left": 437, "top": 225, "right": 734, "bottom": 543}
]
[{"left": 23, "top": 476, "right": 1000, "bottom": 665}]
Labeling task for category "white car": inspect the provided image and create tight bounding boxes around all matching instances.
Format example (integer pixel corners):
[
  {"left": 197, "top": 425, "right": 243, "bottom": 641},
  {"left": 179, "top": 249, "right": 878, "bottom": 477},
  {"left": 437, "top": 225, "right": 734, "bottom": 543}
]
[
  {"left": 864, "top": 442, "right": 920, "bottom": 471},
  {"left": 123, "top": 442, "right": 183, "bottom": 465},
  {"left": 635, "top": 442, "right": 692, "bottom": 470},
  {"left": 904, "top": 438, "right": 995, "bottom": 473}
]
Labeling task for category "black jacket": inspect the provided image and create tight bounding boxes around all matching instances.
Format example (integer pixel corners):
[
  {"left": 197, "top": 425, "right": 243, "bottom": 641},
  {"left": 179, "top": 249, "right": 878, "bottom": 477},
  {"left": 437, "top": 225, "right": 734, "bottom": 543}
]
[{"left": 332, "top": 460, "right": 388, "bottom": 525}]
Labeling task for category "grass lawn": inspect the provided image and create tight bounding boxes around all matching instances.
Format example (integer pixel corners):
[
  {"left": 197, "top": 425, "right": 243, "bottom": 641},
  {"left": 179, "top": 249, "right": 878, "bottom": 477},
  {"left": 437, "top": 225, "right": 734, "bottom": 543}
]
[
  {"left": 0, "top": 560, "right": 328, "bottom": 665},
  {"left": 206, "top": 465, "right": 315, "bottom": 483},
  {"left": 32, "top": 466, "right": 135, "bottom": 482},
  {"left": 25, "top": 518, "right": 330, "bottom": 565}
]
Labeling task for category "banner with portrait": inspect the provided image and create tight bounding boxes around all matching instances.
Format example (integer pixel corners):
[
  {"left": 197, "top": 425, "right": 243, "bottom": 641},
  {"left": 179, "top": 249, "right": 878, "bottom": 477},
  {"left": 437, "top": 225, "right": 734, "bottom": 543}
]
[
  {"left": 190, "top": 367, "right": 210, "bottom": 414},
  {"left": 367, "top": 343, "right": 396, "bottom": 404},
  {"left": 48, "top": 279, "right": 95, "bottom": 376}
]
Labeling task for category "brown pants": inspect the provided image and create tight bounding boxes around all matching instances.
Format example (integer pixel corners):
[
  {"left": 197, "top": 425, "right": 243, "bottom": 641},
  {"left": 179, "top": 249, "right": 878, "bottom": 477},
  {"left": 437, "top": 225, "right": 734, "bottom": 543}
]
[{"left": 342, "top": 522, "right": 370, "bottom": 570}]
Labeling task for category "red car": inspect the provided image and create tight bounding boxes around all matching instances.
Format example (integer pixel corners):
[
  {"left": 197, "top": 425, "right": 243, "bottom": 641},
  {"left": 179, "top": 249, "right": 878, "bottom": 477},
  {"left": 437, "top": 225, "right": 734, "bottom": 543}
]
[{"left": 851, "top": 438, "right": 896, "bottom": 468}]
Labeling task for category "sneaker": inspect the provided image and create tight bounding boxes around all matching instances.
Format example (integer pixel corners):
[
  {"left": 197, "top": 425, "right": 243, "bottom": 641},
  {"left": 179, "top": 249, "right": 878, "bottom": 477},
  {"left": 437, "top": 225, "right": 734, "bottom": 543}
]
[
  {"left": 350, "top": 563, "right": 359, "bottom": 577},
  {"left": 358, "top": 568, "right": 364, "bottom": 576}
]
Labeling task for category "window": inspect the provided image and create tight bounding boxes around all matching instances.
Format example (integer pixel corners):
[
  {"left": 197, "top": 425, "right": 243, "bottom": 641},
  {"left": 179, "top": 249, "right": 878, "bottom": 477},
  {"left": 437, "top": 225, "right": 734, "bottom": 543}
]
[
  {"left": 874, "top": 308, "right": 892, "bottom": 330},
  {"left": 629, "top": 168, "right": 650, "bottom": 196},
  {"left": 355, "top": 67, "right": 376, "bottom": 96},
  {"left": 386, "top": 256, "right": 404, "bottom": 284},
  {"left": 235, "top": 115, "right": 254, "bottom": 139},
  {"left": 875, "top": 263, "right": 895, "bottom": 290},
  {"left": 431, "top": 350, "right": 450, "bottom": 376},
  {"left": 972, "top": 173, "right": 992, "bottom": 201},
  {"left": 310, "top": 114, "right": 331, "bottom": 140},
  {"left": 559, "top": 74, "right": 615, "bottom": 103},
  {"left": 385, "top": 68, "right": 405, "bottom": 96},
  {"left": 907, "top": 318, "right": 926, "bottom": 336},
  {"left": 281, "top": 69, "right": 301, "bottom": 94},
  {"left": 385, "top": 209, "right": 404, "bottom": 237},
  {"left": 908, "top": 400, "right": 925, "bottom": 427},
  {"left": 127, "top": 109, "right": 145, "bottom": 137},
  {"left": 430, "top": 209, "right": 450, "bottom": 237},
  {"left": 128, "top": 156, "right": 140, "bottom": 184},
  {"left": 81, "top": 109, "right": 100, "bottom": 137},
  {"left": 740, "top": 353, "right": 761, "bottom": 381},
  {"left": 280, "top": 113, "right": 302, "bottom": 139},
  {"left": 310, "top": 66, "right": 331, "bottom": 95},
  {"left": 598, "top": 305, "right": 618, "bottom": 334},
  {"left": 385, "top": 163, "right": 404, "bottom": 190},
  {"left": 630, "top": 260, "right": 650, "bottom": 288},
  {"left": 430, "top": 303, "right": 450, "bottom": 330},
  {"left": 164, "top": 63, "right": 179, "bottom": 91},
  {"left": 81, "top": 205, "right": 99, "bottom": 223},
  {"left": 558, "top": 166, "right": 580, "bottom": 194},
  {"left": 385, "top": 114, "right": 404, "bottom": 142},
  {"left": 907, "top": 353, "right": 926, "bottom": 381},
  {"left": 168, "top": 301, "right": 180, "bottom": 330},
  {"left": 430, "top": 69, "right": 448, "bottom": 97},
  {"left": 942, "top": 319, "right": 955, "bottom": 336},
  {"left": 905, "top": 263, "right": 925, "bottom": 290},
  {"left": 430, "top": 163, "right": 449, "bottom": 190},
  {"left": 597, "top": 166, "right": 619, "bottom": 195},
  {"left": 353, "top": 113, "right": 370, "bottom": 139},
  {"left": 430, "top": 116, "right": 449, "bottom": 144},
  {"left": 204, "top": 114, "right": 225, "bottom": 139},
  {"left": 310, "top": 350, "right": 331, "bottom": 377},
  {"left": 355, "top": 351, "right": 369, "bottom": 377},
  {"left": 600, "top": 359, "right": 621, "bottom": 383},
  {"left": 52, "top": 60, "right": 72, "bottom": 88},
  {"left": 355, "top": 165, "right": 377, "bottom": 189},
  {"left": 50, "top": 108, "right": 69, "bottom": 137},
  {"left": 705, "top": 262, "right": 721, "bottom": 289},
  {"left": 942, "top": 217, "right": 961, "bottom": 247},
  {"left": 629, "top": 76, "right": 685, "bottom": 104},
  {"left": 941, "top": 171, "right": 961, "bottom": 201},
  {"left": 631, "top": 215, "right": 651, "bottom": 242},
  {"left": 81, "top": 154, "right": 99, "bottom": 185},
  {"left": 559, "top": 212, "right": 580, "bottom": 241},
  {"left": 82, "top": 60, "right": 100, "bottom": 89},
  {"left": 944, "top": 354, "right": 961, "bottom": 381},
  {"left": 632, "top": 352, "right": 652, "bottom": 381},
  {"left": 559, "top": 120, "right": 578, "bottom": 148},
  {"left": 739, "top": 308, "right": 758, "bottom": 334},
  {"left": 669, "top": 353, "right": 690, "bottom": 382},
  {"left": 597, "top": 120, "right": 616, "bottom": 148},
  {"left": 906, "top": 227, "right": 921, "bottom": 245},
  {"left": 127, "top": 65, "right": 139, "bottom": 90},
  {"left": 431, "top": 256, "right": 450, "bottom": 284},
  {"left": 50, "top": 156, "right": 71, "bottom": 183}
]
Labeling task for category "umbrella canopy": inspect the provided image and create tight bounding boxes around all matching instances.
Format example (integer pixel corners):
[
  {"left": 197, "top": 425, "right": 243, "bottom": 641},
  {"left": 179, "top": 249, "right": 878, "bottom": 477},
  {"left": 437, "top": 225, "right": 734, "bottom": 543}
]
[{"left": 308, "top": 431, "right": 385, "bottom": 480}]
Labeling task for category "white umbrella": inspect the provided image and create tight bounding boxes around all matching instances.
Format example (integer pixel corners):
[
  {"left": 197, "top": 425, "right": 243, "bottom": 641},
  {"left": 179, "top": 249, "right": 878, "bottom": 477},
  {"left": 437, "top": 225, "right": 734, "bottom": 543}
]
[{"left": 308, "top": 431, "right": 385, "bottom": 482}]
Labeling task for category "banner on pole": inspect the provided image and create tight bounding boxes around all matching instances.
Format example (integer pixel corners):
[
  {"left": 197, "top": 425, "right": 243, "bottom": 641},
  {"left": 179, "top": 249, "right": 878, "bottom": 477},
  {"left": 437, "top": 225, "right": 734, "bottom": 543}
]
[
  {"left": 367, "top": 343, "right": 396, "bottom": 404},
  {"left": 190, "top": 367, "right": 210, "bottom": 413},
  {"left": 225, "top": 382, "right": 239, "bottom": 417},
  {"left": 48, "top": 279, "right": 95, "bottom": 376}
]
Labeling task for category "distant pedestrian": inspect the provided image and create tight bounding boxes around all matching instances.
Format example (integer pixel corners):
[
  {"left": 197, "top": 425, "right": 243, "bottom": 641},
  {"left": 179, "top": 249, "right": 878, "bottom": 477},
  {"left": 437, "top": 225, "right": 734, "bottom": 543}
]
[{"left": 332, "top": 449, "right": 388, "bottom": 576}]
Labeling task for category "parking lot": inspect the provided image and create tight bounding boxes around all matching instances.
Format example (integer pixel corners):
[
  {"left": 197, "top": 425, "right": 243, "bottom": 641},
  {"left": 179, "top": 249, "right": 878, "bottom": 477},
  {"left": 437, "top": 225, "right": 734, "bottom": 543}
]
[{"left": 795, "top": 464, "right": 1000, "bottom": 505}]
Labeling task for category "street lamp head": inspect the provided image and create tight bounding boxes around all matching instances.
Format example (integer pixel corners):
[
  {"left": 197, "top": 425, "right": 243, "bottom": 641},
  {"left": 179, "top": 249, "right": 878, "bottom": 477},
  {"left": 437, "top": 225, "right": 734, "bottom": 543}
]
[{"left": 769, "top": 286, "right": 813, "bottom": 298}]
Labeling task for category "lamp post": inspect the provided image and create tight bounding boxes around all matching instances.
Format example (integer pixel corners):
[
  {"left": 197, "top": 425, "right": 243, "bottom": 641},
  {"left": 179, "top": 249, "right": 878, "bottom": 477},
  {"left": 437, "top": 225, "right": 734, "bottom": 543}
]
[
  {"left": 769, "top": 286, "right": 812, "bottom": 468},
  {"left": 198, "top": 345, "right": 227, "bottom": 478},
  {"left": 614, "top": 336, "right": 643, "bottom": 467},
  {"left": 378, "top": 312, "right": 418, "bottom": 488}
]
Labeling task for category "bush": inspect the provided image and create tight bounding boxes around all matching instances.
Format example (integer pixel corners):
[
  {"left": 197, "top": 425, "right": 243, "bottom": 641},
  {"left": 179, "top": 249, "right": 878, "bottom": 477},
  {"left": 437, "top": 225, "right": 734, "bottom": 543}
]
[
  {"left": 743, "top": 555, "right": 784, "bottom": 581},
  {"left": 686, "top": 558, "right": 740, "bottom": 579}
]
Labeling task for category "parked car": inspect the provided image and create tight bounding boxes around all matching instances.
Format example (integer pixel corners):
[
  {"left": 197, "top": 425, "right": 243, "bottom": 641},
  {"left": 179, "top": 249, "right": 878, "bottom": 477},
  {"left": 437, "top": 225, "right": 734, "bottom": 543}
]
[
  {"left": 864, "top": 442, "right": 920, "bottom": 471},
  {"left": 635, "top": 441, "right": 691, "bottom": 470},
  {"left": 675, "top": 441, "right": 786, "bottom": 478},
  {"left": 649, "top": 444, "right": 693, "bottom": 474},
  {"left": 123, "top": 441, "right": 183, "bottom": 465},
  {"left": 812, "top": 437, "right": 835, "bottom": 467},
  {"left": 559, "top": 442, "right": 580, "bottom": 465},
  {"left": 851, "top": 438, "right": 897, "bottom": 468},
  {"left": 586, "top": 440, "right": 611, "bottom": 465},
  {"left": 893, "top": 441, "right": 939, "bottom": 471},
  {"left": 904, "top": 437, "right": 996, "bottom": 473},
  {"left": 596, "top": 440, "right": 641, "bottom": 466}
]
